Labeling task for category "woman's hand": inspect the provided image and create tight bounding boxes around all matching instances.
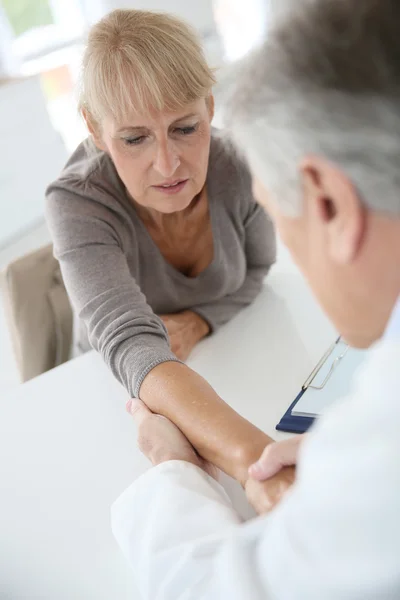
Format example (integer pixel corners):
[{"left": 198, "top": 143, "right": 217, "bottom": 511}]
[
  {"left": 159, "top": 311, "right": 210, "bottom": 361},
  {"left": 127, "top": 398, "right": 218, "bottom": 480}
]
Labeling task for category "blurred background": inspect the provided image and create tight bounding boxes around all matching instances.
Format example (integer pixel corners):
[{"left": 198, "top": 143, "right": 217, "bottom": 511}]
[{"left": 0, "top": 0, "right": 272, "bottom": 392}]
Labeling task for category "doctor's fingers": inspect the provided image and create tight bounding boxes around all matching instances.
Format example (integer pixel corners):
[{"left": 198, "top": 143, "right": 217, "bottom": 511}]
[
  {"left": 126, "top": 398, "right": 153, "bottom": 426},
  {"left": 248, "top": 435, "right": 305, "bottom": 481}
]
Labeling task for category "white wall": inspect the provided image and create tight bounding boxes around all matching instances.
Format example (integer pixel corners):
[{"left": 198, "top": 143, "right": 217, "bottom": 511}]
[
  {"left": 82, "top": 0, "right": 216, "bottom": 35},
  {"left": 0, "top": 5, "right": 19, "bottom": 78},
  {"left": 0, "top": 77, "right": 67, "bottom": 246},
  {"left": 80, "top": 0, "right": 222, "bottom": 66}
]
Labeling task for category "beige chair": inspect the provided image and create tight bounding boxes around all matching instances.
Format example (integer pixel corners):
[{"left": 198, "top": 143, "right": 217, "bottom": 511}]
[{"left": 0, "top": 244, "right": 73, "bottom": 382}]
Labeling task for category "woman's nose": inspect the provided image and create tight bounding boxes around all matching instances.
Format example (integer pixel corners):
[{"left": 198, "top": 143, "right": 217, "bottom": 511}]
[{"left": 153, "top": 140, "right": 180, "bottom": 178}]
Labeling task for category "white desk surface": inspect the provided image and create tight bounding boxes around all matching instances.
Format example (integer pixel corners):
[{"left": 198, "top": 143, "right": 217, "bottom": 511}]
[{"left": 0, "top": 264, "right": 335, "bottom": 599}]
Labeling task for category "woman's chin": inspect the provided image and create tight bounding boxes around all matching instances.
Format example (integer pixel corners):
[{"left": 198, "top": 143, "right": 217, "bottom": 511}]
[{"left": 152, "top": 194, "right": 195, "bottom": 214}]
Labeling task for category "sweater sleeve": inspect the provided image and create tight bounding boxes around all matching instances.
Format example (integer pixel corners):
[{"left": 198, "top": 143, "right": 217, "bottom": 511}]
[
  {"left": 191, "top": 202, "right": 276, "bottom": 332},
  {"left": 45, "top": 185, "right": 180, "bottom": 398}
]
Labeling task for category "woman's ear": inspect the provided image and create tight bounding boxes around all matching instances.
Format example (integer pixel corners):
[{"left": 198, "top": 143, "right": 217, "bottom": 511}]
[
  {"left": 206, "top": 94, "right": 215, "bottom": 122},
  {"left": 81, "top": 108, "right": 106, "bottom": 151}
]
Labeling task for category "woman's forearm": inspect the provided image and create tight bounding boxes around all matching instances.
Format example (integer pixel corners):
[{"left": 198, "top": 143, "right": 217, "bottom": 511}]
[{"left": 139, "top": 361, "right": 272, "bottom": 485}]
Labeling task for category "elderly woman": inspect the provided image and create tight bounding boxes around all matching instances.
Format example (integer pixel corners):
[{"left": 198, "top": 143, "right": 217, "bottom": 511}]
[{"left": 46, "top": 9, "right": 288, "bottom": 497}]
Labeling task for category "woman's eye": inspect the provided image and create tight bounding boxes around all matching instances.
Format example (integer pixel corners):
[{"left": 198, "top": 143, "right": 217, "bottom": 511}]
[
  {"left": 175, "top": 125, "right": 197, "bottom": 135},
  {"left": 124, "top": 136, "right": 146, "bottom": 146}
]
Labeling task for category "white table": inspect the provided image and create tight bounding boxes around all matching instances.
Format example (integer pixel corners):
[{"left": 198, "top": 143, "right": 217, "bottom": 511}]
[{"left": 0, "top": 265, "right": 335, "bottom": 599}]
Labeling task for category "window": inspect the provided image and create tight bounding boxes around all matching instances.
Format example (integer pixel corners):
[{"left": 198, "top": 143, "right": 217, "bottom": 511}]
[
  {"left": 2, "top": 0, "right": 54, "bottom": 37},
  {"left": 0, "top": 0, "right": 85, "bottom": 66},
  {"left": 213, "top": 0, "right": 269, "bottom": 62}
]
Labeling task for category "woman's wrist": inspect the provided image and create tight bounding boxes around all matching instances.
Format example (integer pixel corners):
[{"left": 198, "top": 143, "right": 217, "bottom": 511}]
[
  {"left": 140, "top": 361, "right": 271, "bottom": 486},
  {"left": 232, "top": 429, "right": 274, "bottom": 487}
]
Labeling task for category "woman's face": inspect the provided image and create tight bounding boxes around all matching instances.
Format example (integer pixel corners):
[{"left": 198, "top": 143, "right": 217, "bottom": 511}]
[{"left": 97, "top": 98, "right": 214, "bottom": 214}]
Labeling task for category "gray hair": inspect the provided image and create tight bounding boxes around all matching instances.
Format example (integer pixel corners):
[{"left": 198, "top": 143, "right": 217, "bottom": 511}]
[{"left": 225, "top": 0, "right": 400, "bottom": 216}]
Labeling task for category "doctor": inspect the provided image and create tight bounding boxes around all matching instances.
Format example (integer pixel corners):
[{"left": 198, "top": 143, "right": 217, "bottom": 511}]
[{"left": 112, "top": 1, "right": 400, "bottom": 598}]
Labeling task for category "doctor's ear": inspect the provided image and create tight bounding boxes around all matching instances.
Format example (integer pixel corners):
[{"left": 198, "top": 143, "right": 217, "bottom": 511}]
[{"left": 300, "top": 156, "right": 367, "bottom": 264}]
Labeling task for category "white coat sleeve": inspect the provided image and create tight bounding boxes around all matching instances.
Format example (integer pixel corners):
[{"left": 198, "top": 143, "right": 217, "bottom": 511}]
[
  {"left": 111, "top": 342, "right": 400, "bottom": 600},
  {"left": 111, "top": 460, "right": 281, "bottom": 600}
]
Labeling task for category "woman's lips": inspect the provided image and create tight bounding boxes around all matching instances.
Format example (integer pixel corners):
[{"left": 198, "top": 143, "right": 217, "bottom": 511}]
[{"left": 152, "top": 179, "right": 188, "bottom": 195}]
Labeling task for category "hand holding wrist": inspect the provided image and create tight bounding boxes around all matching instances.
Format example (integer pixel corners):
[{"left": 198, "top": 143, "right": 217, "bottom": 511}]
[
  {"left": 231, "top": 431, "right": 274, "bottom": 487},
  {"left": 244, "top": 466, "right": 295, "bottom": 514}
]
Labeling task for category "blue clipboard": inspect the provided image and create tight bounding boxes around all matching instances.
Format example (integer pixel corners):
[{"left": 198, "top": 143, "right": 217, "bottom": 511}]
[
  {"left": 275, "top": 389, "right": 315, "bottom": 434},
  {"left": 276, "top": 336, "right": 346, "bottom": 434}
]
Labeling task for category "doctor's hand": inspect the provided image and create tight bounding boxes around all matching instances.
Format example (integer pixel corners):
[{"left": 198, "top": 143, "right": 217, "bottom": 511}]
[
  {"left": 249, "top": 435, "right": 305, "bottom": 481},
  {"left": 126, "top": 399, "right": 218, "bottom": 480},
  {"left": 244, "top": 436, "right": 304, "bottom": 514},
  {"left": 244, "top": 466, "right": 296, "bottom": 515}
]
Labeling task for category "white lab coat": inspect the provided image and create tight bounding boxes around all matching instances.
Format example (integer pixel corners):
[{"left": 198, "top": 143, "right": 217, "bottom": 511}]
[{"left": 112, "top": 301, "right": 400, "bottom": 600}]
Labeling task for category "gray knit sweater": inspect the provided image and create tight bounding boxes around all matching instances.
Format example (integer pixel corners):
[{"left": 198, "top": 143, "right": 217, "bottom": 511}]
[{"left": 45, "top": 131, "right": 276, "bottom": 397}]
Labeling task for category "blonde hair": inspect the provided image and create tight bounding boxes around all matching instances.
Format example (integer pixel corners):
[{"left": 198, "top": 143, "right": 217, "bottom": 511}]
[{"left": 79, "top": 9, "right": 216, "bottom": 127}]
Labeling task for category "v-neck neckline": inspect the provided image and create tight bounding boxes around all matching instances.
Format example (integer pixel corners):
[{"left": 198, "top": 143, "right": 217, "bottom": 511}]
[{"left": 132, "top": 178, "right": 220, "bottom": 283}]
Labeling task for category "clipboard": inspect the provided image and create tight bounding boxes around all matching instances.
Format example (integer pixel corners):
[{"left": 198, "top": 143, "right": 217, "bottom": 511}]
[{"left": 276, "top": 337, "right": 366, "bottom": 434}]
